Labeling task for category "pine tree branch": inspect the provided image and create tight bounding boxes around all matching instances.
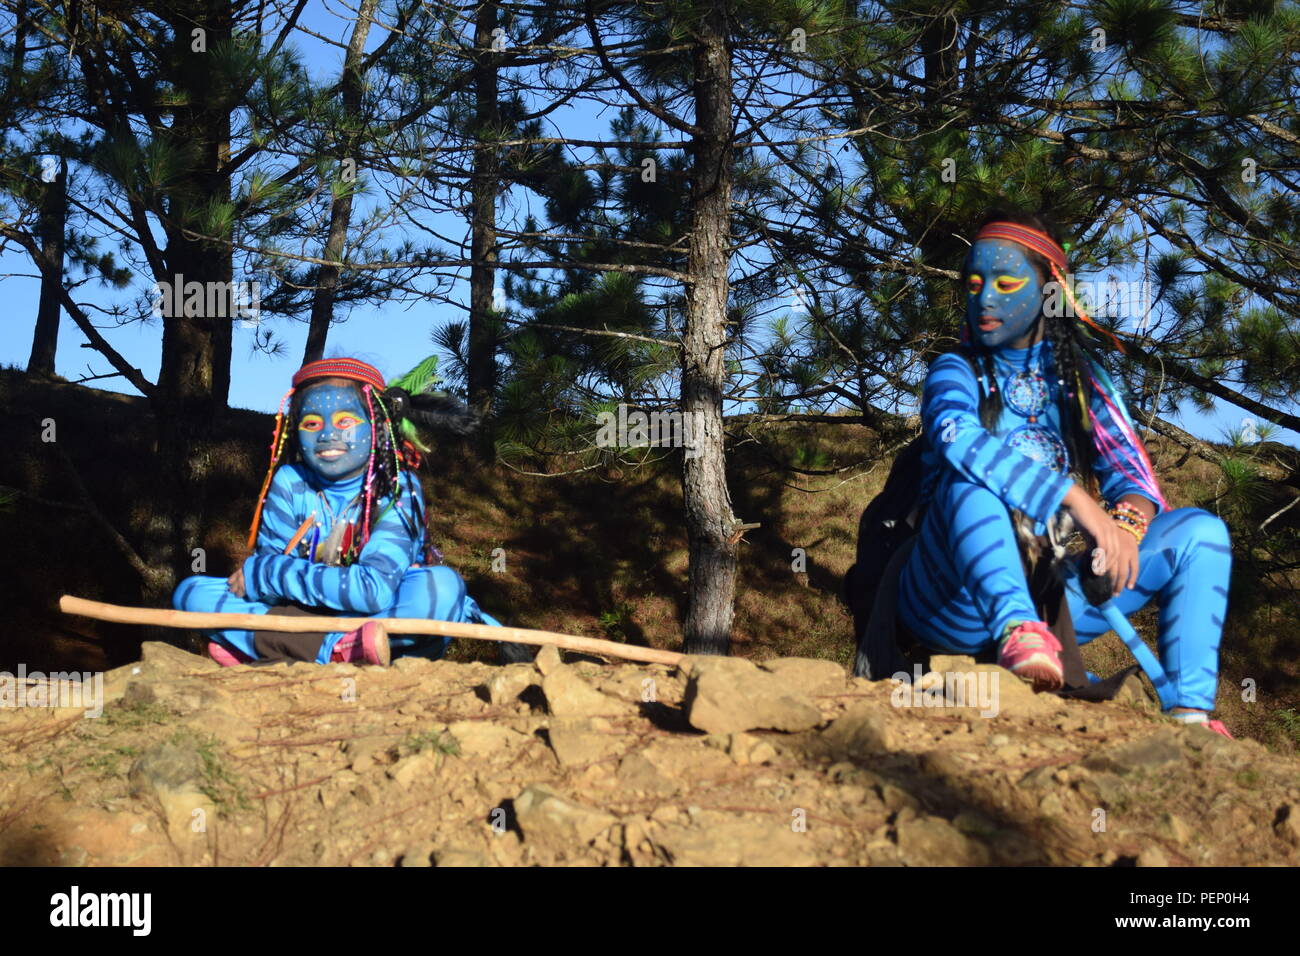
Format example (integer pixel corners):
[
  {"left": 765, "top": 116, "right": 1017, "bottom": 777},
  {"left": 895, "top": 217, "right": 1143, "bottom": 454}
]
[
  {"left": 501, "top": 317, "right": 681, "bottom": 348},
  {"left": 1116, "top": 331, "right": 1300, "bottom": 434},
  {"left": 1245, "top": 113, "right": 1300, "bottom": 148},
  {"left": 48, "top": 440, "right": 167, "bottom": 591},
  {"left": 1146, "top": 414, "right": 1226, "bottom": 468},
  {"left": 725, "top": 411, "right": 888, "bottom": 427},
  {"left": 1260, "top": 492, "right": 1300, "bottom": 532},
  {"left": 0, "top": 221, "right": 155, "bottom": 398},
  {"left": 581, "top": 0, "right": 702, "bottom": 138}
]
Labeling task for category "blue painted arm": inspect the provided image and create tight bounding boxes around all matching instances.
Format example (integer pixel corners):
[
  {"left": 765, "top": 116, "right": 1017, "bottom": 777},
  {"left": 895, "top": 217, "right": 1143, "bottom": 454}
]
[{"left": 242, "top": 470, "right": 424, "bottom": 614}]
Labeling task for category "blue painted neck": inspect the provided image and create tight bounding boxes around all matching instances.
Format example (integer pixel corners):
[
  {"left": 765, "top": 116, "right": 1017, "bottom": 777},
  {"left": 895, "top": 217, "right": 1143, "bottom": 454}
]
[
  {"left": 993, "top": 338, "right": 1049, "bottom": 368},
  {"left": 302, "top": 465, "right": 366, "bottom": 497}
]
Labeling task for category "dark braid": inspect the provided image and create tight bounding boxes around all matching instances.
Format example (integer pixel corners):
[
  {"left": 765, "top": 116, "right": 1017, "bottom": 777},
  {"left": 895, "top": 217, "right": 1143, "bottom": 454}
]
[
  {"left": 976, "top": 350, "right": 1002, "bottom": 430},
  {"left": 1043, "top": 306, "right": 1102, "bottom": 496}
]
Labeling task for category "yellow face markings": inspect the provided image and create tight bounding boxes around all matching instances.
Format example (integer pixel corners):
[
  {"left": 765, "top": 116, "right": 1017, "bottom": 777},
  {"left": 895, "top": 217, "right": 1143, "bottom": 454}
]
[
  {"left": 331, "top": 411, "right": 364, "bottom": 430},
  {"left": 299, "top": 411, "right": 364, "bottom": 433},
  {"left": 966, "top": 273, "right": 1030, "bottom": 296}
]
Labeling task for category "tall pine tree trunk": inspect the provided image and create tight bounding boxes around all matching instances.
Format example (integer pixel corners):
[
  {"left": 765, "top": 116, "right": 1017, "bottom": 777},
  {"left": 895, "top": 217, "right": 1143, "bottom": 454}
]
[
  {"left": 144, "top": 0, "right": 235, "bottom": 605},
  {"left": 680, "top": 4, "right": 738, "bottom": 655},
  {"left": 26, "top": 155, "right": 66, "bottom": 376},
  {"left": 468, "top": 1, "right": 500, "bottom": 455},
  {"left": 304, "top": 0, "right": 379, "bottom": 364}
]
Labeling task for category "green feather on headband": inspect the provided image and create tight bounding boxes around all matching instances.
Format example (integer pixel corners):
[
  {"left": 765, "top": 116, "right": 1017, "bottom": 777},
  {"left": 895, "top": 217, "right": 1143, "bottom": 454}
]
[{"left": 389, "top": 354, "right": 442, "bottom": 396}]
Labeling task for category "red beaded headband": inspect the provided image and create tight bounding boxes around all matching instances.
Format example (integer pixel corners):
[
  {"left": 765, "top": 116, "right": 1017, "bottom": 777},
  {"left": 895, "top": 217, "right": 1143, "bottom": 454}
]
[
  {"left": 291, "top": 357, "right": 387, "bottom": 392},
  {"left": 973, "top": 222, "right": 1068, "bottom": 271}
]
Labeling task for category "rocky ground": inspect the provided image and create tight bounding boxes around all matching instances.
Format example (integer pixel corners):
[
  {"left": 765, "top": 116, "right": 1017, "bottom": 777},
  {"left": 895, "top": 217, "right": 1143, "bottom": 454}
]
[{"left": 2, "top": 642, "right": 1298, "bottom": 866}]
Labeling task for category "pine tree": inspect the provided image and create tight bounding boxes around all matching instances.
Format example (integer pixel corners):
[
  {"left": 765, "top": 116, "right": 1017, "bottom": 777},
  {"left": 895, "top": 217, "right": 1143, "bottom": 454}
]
[
  {"left": 501, "top": 0, "right": 862, "bottom": 654},
  {"left": 302, "top": 0, "right": 383, "bottom": 363},
  {"left": 2, "top": 2, "right": 360, "bottom": 599},
  {"left": 0, "top": 1, "right": 130, "bottom": 378}
]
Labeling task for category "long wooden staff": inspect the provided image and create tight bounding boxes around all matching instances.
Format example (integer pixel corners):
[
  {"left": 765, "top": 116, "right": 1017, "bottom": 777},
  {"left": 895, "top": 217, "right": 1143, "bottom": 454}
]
[{"left": 59, "top": 595, "right": 683, "bottom": 667}]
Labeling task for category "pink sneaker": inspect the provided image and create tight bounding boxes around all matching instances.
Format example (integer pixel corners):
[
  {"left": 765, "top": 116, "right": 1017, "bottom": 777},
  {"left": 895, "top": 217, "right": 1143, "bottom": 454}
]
[
  {"left": 1170, "top": 711, "right": 1234, "bottom": 740},
  {"left": 207, "top": 641, "right": 253, "bottom": 667},
  {"left": 1205, "top": 720, "right": 1233, "bottom": 740},
  {"left": 330, "top": 621, "right": 390, "bottom": 667},
  {"left": 997, "top": 620, "right": 1064, "bottom": 691}
]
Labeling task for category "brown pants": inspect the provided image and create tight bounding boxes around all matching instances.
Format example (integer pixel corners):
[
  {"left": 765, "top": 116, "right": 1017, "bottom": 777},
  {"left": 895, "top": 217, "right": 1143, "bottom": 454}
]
[{"left": 250, "top": 606, "right": 334, "bottom": 664}]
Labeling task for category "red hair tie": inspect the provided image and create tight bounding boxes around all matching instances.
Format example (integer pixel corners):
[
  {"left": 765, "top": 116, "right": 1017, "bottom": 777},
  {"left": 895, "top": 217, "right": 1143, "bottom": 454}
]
[
  {"left": 246, "top": 385, "right": 295, "bottom": 550},
  {"left": 399, "top": 439, "right": 423, "bottom": 469}
]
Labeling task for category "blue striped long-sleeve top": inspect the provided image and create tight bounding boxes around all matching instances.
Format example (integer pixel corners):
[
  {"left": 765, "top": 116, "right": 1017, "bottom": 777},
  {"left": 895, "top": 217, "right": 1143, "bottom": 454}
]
[
  {"left": 241, "top": 462, "right": 425, "bottom": 614},
  {"left": 917, "top": 341, "right": 1163, "bottom": 533}
]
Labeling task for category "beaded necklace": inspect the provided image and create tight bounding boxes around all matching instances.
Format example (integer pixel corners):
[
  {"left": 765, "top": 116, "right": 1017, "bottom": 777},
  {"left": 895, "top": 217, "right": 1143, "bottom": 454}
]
[{"left": 994, "top": 341, "right": 1071, "bottom": 475}]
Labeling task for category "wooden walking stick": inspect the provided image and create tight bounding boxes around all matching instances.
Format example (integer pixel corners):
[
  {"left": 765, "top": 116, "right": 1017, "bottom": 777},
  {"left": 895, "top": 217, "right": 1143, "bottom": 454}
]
[{"left": 59, "top": 595, "right": 684, "bottom": 667}]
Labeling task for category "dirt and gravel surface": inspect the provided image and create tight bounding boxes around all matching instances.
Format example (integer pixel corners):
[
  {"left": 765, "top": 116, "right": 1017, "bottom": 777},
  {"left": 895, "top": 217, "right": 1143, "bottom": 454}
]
[{"left": 2, "top": 642, "right": 1298, "bottom": 866}]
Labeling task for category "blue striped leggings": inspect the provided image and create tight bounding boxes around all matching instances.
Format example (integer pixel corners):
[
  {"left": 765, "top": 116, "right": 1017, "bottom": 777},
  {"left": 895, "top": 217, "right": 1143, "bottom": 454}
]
[
  {"left": 897, "top": 475, "right": 1232, "bottom": 710},
  {"left": 173, "top": 565, "right": 500, "bottom": 664}
]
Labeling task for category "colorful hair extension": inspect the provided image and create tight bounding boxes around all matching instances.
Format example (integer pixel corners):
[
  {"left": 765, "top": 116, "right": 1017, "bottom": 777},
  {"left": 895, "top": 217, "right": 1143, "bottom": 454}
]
[
  {"left": 350, "top": 384, "right": 412, "bottom": 558},
  {"left": 369, "top": 388, "right": 427, "bottom": 559},
  {"left": 369, "top": 389, "right": 403, "bottom": 479},
  {"left": 1042, "top": 256, "right": 1164, "bottom": 507},
  {"left": 360, "top": 384, "right": 379, "bottom": 549},
  {"left": 1074, "top": 365, "right": 1091, "bottom": 431},
  {"left": 1047, "top": 261, "right": 1127, "bottom": 355},
  {"left": 1083, "top": 358, "right": 1168, "bottom": 509},
  {"left": 246, "top": 385, "right": 296, "bottom": 550}
]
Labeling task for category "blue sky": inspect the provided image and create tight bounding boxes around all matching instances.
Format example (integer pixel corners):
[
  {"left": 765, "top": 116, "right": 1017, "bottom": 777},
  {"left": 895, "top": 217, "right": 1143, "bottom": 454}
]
[{"left": 5, "top": 250, "right": 1291, "bottom": 454}]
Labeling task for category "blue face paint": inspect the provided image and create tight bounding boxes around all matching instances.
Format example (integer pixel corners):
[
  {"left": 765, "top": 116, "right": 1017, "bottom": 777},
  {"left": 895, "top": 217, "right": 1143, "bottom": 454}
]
[
  {"left": 964, "top": 239, "right": 1044, "bottom": 349},
  {"left": 297, "top": 384, "right": 373, "bottom": 481}
]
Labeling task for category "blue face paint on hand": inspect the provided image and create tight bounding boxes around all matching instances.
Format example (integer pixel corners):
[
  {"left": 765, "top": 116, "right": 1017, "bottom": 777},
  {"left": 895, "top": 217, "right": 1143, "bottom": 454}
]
[
  {"left": 297, "top": 384, "right": 373, "bottom": 481},
  {"left": 964, "top": 239, "right": 1044, "bottom": 348}
]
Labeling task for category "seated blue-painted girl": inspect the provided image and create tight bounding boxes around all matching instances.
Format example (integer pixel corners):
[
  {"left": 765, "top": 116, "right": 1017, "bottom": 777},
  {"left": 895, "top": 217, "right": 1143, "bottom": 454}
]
[
  {"left": 898, "top": 208, "right": 1234, "bottom": 738},
  {"left": 173, "top": 356, "right": 506, "bottom": 667}
]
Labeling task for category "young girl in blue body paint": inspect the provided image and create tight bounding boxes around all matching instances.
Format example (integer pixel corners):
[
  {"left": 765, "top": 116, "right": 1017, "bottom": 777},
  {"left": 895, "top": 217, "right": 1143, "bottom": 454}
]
[
  {"left": 898, "top": 209, "right": 1234, "bottom": 737},
  {"left": 173, "top": 356, "right": 508, "bottom": 667}
]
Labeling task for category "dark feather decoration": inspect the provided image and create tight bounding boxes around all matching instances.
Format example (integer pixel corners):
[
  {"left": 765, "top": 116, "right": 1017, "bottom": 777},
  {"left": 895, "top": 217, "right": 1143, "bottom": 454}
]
[{"left": 384, "top": 388, "right": 480, "bottom": 438}]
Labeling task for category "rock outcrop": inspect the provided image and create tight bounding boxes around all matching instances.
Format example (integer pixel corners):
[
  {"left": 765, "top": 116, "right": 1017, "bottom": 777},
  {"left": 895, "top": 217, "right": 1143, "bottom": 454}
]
[{"left": 1, "top": 643, "right": 1297, "bottom": 867}]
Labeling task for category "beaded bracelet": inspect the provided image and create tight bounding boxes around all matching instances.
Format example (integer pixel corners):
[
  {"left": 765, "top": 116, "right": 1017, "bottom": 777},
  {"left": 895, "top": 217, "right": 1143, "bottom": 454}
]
[
  {"left": 1109, "top": 501, "right": 1150, "bottom": 543},
  {"left": 1114, "top": 520, "right": 1144, "bottom": 544},
  {"left": 1111, "top": 500, "right": 1150, "bottom": 528},
  {"left": 1111, "top": 510, "right": 1148, "bottom": 531}
]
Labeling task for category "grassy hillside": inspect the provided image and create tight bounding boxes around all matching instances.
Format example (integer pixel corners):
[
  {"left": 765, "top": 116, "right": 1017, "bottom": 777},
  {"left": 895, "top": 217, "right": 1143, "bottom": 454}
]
[{"left": 3, "top": 365, "right": 1298, "bottom": 750}]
